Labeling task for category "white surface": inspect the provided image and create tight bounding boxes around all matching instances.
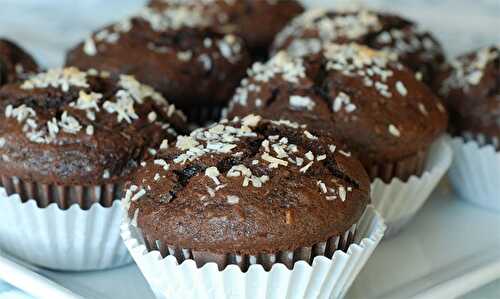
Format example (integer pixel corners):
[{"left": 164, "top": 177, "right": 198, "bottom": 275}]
[
  {"left": 349, "top": 183, "right": 500, "bottom": 298},
  {"left": 120, "top": 207, "right": 384, "bottom": 299},
  {"left": 0, "top": 252, "right": 82, "bottom": 299},
  {"left": 4, "top": 183, "right": 500, "bottom": 299}
]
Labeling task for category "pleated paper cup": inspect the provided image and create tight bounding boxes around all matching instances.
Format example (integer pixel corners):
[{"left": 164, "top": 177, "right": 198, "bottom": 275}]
[
  {"left": 121, "top": 206, "right": 385, "bottom": 299},
  {"left": 0, "top": 175, "right": 122, "bottom": 209},
  {"left": 187, "top": 105, "right": 224, "bottom": 125},
  {"left": 0, "top": 187, "right": 131, "bottom": 271},
  {"left": 371, "top": 137, "right": 453, "bottom": 237},
  {"left": 448, "top": 136, "right": 500, "bottom": 211}
]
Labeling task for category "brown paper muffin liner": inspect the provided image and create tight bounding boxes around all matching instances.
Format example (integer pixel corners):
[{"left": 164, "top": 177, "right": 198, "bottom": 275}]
[
  {"left": 141, "top": 224, "right": 357, "bottom": 272},
  {"left": 461, "top": 132, "right": 500, "bottom": 152},
  {"left": 186, "top": 104, "right": 224, "bottom": 125},
  {"left": 366, "top": 149, "right": 427, "bottom": 183},
  {"left": 0, "top": 175, "right": 123, "bottom": 210}
]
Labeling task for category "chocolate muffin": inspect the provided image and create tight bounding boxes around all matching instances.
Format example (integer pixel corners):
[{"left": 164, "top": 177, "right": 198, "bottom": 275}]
[
  {"left": 0, "top": 39, "right": 38, "bottom": 85},
  {"left": 271, "top": 8, "right": 444, "bottom": 84},
  {"left": 435, "top": 45, "right": 500, "bottom": 148},
  {"left": 0, "top": 67, "right": 188, "bottom": 209},
  {"left": 227, "top": 45, "right": 448, "bottom": 182},
  {"left": 66, "top": 6, "right": 251, "bottom": 123},
  {"left": 149, "top": 0, "right": 304, "bottom": 58},
  {"left": 124, "top": 114, "right": 370, "bottom": 270}
]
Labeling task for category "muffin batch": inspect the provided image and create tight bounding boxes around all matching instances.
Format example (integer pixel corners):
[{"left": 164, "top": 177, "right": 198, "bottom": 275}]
[
  {"left": 226, "top": 43, "right": 448, "bottom": 182},
  {"left": 0, "top": 1, "right": 498, "bottom": 298}
]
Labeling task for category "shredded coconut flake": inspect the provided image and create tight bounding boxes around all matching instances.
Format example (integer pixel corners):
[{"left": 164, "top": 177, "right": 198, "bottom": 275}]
[
  {"left": 227, "top": 195, "right": 240, "bottom": 204},
  {"left": 388, "top": 124, "right": 401, "bottom": 137},
  {"left": 289, "top": 95, "right": 316, "bottom": 111},
  {"left": 395, "top": 81, "right": 408, "bottom": 96}
]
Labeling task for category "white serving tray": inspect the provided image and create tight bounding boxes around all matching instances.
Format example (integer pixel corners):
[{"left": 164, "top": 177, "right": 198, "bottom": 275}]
[{"left": 2, "top": 181, "right": 500, "bottom": 299}]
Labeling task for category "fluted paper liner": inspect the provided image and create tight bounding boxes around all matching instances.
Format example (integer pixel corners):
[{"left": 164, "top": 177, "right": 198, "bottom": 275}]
[
  {"left": 188, "top": 105, "right": 224, "bottom": 125},
  {"left": 0, "top": 188, "right": 131, "bottom": 271},
  {"left": 121, "top": 206, "right": 385, "bottom": 299},
  {"left": 0, "top": 175, "right": 123, "bottom": 210},
  {"left": 448, "top": 136, "right": 500, "bottom": 211},
  {"left": 367, "top": 150, "right": 427, "bottom": 183},
  {"left": 371, "top": 137, "right": 453, "bottom": 237},
  {"left": 142, "top": 224, "right": 357, "bottom": 272}
]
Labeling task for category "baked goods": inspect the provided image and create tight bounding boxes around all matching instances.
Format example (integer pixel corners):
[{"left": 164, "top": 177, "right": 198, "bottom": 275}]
[
  {"left": 0, "top": 67, "right": 188, "bottom": 208},
  {"left": 227, "top": 44, "right": 448, "bottom": 182},
  {"left": 435, "top": 45, "right": 500, "bottom": 147},
  {"left": 66, "top": 6, "right": 251, "bottom": 123},
  {"left": 149, "top": 0, "right": 304, "bottom": 58},
  {"left": 0, "top": 39, "right": 38, "bottom": 85},
  {"left": 436, "top": 45, "right": 500, "bottom": 211},
  {"left": 271, "top": 8, "right": 444, "bottom": 84},
  {"left": 124, "top": 114, "right": 370, "bottom": 270}
]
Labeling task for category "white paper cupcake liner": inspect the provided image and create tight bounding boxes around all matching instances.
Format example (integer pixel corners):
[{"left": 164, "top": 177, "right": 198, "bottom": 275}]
[
  {"left": 0, "top": 187, "right": 132, "bottom": 271},
  {"left": 371, "top": 137, "right": 453, "bottom": 237},
  {"left": 448, "top": 136, "right": 500, "bottom": 211},
  {"left": 121, "top": 206, "right": 385, "bottom": 299}
]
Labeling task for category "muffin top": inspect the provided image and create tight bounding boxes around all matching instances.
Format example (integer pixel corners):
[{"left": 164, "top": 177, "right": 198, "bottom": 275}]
[
  {"left": 125, "top": 115, "right": 370, "bottom": 255},
  {"left": 271, "top": 8, "right": 444, "bottom": 83},
  {"left": 435, "top": 45, "right": 500, "bottom": 139},
  {"left": 149, "top": 0, "right": 304, "bottom": 55},
  {"left": 0, "top": 39, "right": 38, "bottom": 85},
  {"left": 66, "top": 6, "right": 251, "bottom": 112},
  {"left": 0, "top": 67, "right": 188, "bottom": 185},
  {"left": 227, "top": 45, "right": 448, "bottom": 170}
]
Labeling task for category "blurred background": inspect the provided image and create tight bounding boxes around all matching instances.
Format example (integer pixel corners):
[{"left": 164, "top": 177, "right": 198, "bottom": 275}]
[{"left": 0, "top": 0, "right": 498, "bottom": 67}]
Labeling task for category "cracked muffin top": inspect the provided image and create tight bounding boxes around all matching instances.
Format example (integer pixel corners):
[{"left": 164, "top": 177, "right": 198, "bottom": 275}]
[
  {"left": 0, "top": 67, "right": 188, "bottom": 186},
  {"left": 226, "top": 45, "right": 448, "bottom": 180},
  {"left": 125, "top": 114, "right": 370, "bottom": 255},
  {"left": 0, "top": 39, "right": 38, "bottom": 86},
  {"left": 271, "top": 8, "right": 444, "bottom": 84},
  {"left": 65, "top": 5, "right": 251, "bottom": 121},
  {"left": 434, "top": 45, "right": 500, "bottom": 142},
  {"left": 148, "top": 0, "right": 304, "bottom": 57}
]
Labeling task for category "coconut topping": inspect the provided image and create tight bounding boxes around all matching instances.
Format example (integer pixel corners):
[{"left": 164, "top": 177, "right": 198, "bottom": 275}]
[
  {"left": 324, "top": 43, "right": 402, "bottom": 99},
  {"left": 21, "top": 67, "right": 89, "bottom": 92},
  {"left": 123, "top": 115, "right": 359, "bottom": 209},
  {"left": 81, "top": 5, "right": 245, "bottom": 64},
  {"left": 274, "top": 8, "right": 382, "bottom": 57},
  {"left": 441, "top": 46, "right": 499, "bottom": 94},
  {"left": 332, "top": 92, "right": 356, "bottom": 113},
  {"left": 229, "top": 52, "right": 306, "bottom": 109},
  {"left": 4, "top": 68, "right": 186, "bottom": 144},
  {"left": 388, "top": 124, "right": 401, "bottom": 137},
  {"left": 227, "top": 44, "right": 443, "bottom": 143},
  {"left": 373, "top": 27, "right": 441, "bottom": 62},
  {"left": 289, "top": 95, "right": 316, "bottom": 111},
  {"left": 273, "top": 6, "right": 442, "bottom": 72}
]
